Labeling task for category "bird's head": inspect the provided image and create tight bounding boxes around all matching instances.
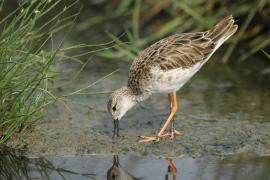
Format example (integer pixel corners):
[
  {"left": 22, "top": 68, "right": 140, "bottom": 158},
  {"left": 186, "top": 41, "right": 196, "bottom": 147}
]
[
  {"left": 107, "top": 155, "right": 120, "bottom": 179},
  {"left": 107, "top": 86, "right": 136, "bottom": 137}
]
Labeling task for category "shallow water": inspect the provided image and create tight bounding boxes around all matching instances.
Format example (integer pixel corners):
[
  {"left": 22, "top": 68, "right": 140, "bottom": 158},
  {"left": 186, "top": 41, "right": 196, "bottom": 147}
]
[{"left": 0, "top": 152, "right": 269, "bottom": 180}]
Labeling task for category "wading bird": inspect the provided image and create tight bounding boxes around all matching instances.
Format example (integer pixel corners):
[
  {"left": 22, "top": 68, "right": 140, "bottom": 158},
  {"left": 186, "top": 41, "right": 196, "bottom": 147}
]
[{"left": 107, "top": 15, "right": 238, "bottom": 142}]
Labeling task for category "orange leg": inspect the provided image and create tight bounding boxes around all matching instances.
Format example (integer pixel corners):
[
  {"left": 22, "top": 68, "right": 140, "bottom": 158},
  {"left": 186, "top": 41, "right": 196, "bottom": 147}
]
[
  {"left": 138, "top": 92, "right": 183, "bottom": 143},
  {"left": 161, "top": 93, "right": 182, "bottom": 139}
]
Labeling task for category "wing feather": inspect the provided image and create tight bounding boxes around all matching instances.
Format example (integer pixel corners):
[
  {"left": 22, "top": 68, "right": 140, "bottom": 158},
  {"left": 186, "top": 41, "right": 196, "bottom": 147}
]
[
  {"left": 128, "top": 16, "right": 238, "bottom": 95},
  {"left": 150, "top": 32, "right": 216, "bottom": 70}
]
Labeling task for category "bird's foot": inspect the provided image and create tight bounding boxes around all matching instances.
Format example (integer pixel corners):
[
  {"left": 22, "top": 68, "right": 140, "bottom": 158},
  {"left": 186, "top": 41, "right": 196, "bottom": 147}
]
[
  {"left": 138, "top": 135, "right": 160, "bottom": 143},
  {"left": 161, "top": 130, "right": 183, "bottom": 139},
  {"left": 138, "top": 130, "right": 183, "bottom": 143}
]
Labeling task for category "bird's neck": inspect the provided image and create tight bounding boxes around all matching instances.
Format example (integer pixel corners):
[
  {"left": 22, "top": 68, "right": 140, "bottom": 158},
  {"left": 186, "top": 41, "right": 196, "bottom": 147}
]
[
  {"left": 132, "top": 93, "right": 151, "bottom": 102},
  {"left": 124, "top": 86, "right": 151, "bottom": 103}
]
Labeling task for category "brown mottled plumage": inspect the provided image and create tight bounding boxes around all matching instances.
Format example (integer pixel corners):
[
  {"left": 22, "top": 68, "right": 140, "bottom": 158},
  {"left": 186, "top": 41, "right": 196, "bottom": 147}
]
[
  {"left": 128, "top": 15, "right": 237, "bottom": 95},
  {"left": 108, "top": 15, "right": 238, "bottom": 142}
]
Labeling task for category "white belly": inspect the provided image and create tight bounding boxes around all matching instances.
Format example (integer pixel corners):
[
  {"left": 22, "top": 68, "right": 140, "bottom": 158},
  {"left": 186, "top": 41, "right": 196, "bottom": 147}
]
[{"left": 150, "top": 63, "right": 202, "bottom": 94}]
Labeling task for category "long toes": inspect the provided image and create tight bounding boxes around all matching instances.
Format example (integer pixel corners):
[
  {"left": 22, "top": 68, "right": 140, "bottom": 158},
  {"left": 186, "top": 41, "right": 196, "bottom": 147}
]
[
  {"left": 138, "top": 135, "right": 150, "bottom": 138},
  {"left": 169, "top": 130, "right": 184, "bottom": 139},
  {"left": 160, "top": 132, "right": 171, "bottom": 137},
  {"left": 139, "top": 139, "right": 153, "bottom": 143},
  {"left": 138, "top": 136, "right": 160, "bottom": 143},
  {"left": 139, "top": 138, "right": 156, "bottom": 143},
  {"left": 174, "top": 130, "right": 183, "bottom": 135},
  {"left": 170, "top": 133, "right": 177, "bottom": 139}
]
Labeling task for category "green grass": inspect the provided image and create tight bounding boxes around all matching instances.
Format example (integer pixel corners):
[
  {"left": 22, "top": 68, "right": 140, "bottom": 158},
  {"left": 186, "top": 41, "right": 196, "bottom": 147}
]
[
  {"left": 261, "top": 50, "right": 270, "bottom": 75},
  {"left": 0, "top": 0, "right": 82, "bottom": 143},
  {"left": 0, "top": 0, "right": 124, "bottom": 144}
]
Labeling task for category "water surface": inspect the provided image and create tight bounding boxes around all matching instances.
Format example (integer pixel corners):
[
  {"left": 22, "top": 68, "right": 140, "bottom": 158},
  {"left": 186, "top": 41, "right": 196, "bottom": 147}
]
[{"left": 1, "top": 152, "right": 269, "bottom": 180}]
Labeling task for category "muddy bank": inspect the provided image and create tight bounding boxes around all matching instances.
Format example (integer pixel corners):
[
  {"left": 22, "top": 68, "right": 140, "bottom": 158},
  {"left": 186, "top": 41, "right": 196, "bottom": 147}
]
[{"left": 7, "top": 59, "right": 270, "bottom": 157}]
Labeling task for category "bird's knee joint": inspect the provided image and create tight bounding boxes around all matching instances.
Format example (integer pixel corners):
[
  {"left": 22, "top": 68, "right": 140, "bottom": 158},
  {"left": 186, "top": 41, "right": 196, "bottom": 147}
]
[{"left": 172, "top": 106, "right": 178, "bottom": 112}]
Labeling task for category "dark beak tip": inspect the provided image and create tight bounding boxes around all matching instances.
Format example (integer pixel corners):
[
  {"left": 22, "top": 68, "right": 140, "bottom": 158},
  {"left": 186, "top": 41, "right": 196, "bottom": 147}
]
[{"left": 113, "top": 119, "right": 120, "bottom": 138}]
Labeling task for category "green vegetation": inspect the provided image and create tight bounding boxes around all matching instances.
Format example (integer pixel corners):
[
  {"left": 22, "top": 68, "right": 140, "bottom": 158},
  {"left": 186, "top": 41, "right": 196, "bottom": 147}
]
[
  {"left": 262, "top": 50, "right": 270, "bottom": 75},
  {"left": 0, "top": 146, "right": 96, "bottom": 179},
  {"left": 78, "top": 0, "right": 270, "bottom": 76},
  {"left": 0, "top": 0, "right": 82, "bottom": 143},
  {"left": 0, "top": 0, "right": 126, "bottom": 144}
]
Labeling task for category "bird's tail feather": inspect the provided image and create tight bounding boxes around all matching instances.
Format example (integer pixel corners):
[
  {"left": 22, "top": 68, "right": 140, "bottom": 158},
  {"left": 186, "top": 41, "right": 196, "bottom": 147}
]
[{"left": 207, "top": 15, "right": 238, "bottom": 46}]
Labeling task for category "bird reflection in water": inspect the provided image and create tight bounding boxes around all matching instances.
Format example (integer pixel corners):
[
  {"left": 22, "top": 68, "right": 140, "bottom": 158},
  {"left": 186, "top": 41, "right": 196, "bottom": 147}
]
[
  {"left": 107, "top": 155, "right": 177, "bottom": 180},
  {"left": 165, "top": 158, "right": 177, "bottom": 180},
  {"left": 107, "top": 155, "right": 139, "bottom": 180}
]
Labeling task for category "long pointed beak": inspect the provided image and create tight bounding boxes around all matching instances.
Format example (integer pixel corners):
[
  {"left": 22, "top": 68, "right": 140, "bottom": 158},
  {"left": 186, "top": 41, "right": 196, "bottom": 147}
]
[{"left": 113, "top": 119, "right": 120, "bottom": 138}]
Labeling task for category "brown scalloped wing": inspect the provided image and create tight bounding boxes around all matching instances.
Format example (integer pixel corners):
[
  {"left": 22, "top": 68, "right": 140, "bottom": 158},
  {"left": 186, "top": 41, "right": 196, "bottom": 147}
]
[
  {"left": 137, "top": 32, "right": 215, "bottom": 71},
  {"left": 127, "top": 32, "right": 215, "bottom": 94},
  {"left": 128, "top": 15, "right": 237, "bottom": 95}
]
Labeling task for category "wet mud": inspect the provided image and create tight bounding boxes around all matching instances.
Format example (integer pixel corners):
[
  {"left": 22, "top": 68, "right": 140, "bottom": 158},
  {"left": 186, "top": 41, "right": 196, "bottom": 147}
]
[{"left": 7, "top": 59, "right": 270, "bottom": 157}]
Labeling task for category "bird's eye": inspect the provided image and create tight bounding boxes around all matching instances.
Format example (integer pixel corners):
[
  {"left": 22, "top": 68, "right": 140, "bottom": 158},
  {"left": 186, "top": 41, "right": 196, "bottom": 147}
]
[{"left": 112, "top": 106, "right": 116, "bottom": 112}]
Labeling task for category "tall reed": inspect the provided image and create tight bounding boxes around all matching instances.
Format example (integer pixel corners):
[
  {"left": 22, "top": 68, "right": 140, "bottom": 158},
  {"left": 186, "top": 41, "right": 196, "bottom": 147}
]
[{"left": 0, "top": 0, "right": 80, "bottom": 143}]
